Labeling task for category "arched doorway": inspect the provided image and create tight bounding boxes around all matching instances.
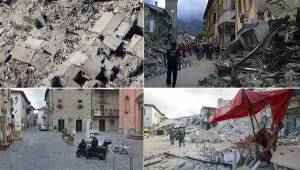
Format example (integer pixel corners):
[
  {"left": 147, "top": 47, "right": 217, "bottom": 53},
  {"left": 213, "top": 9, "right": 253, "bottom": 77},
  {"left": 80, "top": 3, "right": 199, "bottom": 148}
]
[
  {"left": 124, "top": 96, "right": 130, "bottom": 133},
  {"left": 135, "top": 94, "right": 144, "bottom": 135}
]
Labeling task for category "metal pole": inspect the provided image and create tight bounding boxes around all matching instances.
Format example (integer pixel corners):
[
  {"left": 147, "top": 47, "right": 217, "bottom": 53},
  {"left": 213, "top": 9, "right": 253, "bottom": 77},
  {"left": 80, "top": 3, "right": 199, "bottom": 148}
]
[
  {"left": 113, "top": 156, "right": 116, "bottom": 170},
  {"left": 247, "top": 98, "right": 259, "bottom": 156},
  {"left": 249, "top": 107, "right": 258, "bottom": 155},
  {"left": 130, "top": 155, "right": 133, "bottom": 170}
]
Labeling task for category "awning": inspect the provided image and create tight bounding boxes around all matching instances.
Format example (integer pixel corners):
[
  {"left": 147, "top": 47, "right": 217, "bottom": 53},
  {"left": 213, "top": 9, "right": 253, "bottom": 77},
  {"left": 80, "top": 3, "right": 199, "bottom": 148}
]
[{"left": 208, "top": 89, "right": 293, "bottom": 129}]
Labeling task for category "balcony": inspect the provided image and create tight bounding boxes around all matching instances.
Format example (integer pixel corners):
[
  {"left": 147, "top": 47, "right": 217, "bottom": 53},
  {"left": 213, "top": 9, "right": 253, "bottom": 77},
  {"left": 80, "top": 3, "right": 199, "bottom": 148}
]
[{"left": 93, "top": 109, "right": 119, "bottom": 117}]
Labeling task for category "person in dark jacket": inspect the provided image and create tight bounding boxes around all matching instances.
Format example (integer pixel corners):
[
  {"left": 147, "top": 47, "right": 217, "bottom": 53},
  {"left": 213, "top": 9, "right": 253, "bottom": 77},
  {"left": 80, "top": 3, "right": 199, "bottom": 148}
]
[
  {"left": 167, "top": 127, "right": 177, "bottom": 145},
  {"left": 86, "top": 134, "right": 98, "bottom": 159},
  {"left": 164, "top": 42, "right": 181, "bottom": 88},
  {"left": 177, "top": 126, "right": 185, "bottom": 147}
]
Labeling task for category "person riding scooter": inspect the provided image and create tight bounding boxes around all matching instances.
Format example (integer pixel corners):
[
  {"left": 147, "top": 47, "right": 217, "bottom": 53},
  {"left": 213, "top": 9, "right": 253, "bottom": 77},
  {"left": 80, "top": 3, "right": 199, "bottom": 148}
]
[{"left": 86, "top": 134, "right": 98, "bottom": 159}]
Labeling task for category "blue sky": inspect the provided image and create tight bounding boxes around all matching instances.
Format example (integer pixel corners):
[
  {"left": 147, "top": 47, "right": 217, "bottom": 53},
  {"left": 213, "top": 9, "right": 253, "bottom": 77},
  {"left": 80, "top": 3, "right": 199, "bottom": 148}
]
[{"left": 145, "top": 0, "right": 208, "bottom": 21}]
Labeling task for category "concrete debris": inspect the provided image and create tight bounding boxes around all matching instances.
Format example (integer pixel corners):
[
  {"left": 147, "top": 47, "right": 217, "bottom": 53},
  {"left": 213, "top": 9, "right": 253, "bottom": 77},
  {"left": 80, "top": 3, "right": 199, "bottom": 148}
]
[
  {"left": 202, "top": 4, "right": 300, "bottom": 87},
  {"left": 0, "top": 0, "right": 143, "bottom": 88}
]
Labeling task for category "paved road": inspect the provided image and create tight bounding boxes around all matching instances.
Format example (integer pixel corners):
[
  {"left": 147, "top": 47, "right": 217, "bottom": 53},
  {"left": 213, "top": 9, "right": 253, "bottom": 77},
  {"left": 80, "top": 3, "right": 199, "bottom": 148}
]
[
  {"left": 0, "top": 127, "right": 143, "bottom": 170},
  {"left": 145, "top": 56, "right": 216, "bottom": 87}
]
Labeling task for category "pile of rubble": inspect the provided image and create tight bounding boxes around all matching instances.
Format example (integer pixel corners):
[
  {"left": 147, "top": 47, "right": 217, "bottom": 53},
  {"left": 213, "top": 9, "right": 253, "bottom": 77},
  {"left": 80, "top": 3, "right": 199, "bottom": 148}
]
[
  {"left": 190, "top": 117, "right": 255, "bottom": 143},
  {"left": 0, "top": 0, "right": 144, "bottom": 87},
  {"left": 144, "top": 31, "right": 191, "bottom": 79},
  {"left": 204, "top": 0, "right": 300, "bottom": 87}
]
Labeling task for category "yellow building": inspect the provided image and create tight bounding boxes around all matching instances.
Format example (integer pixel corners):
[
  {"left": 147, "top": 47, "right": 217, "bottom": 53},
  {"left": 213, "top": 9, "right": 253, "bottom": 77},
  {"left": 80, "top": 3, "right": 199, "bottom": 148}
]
[{"left": 203, "top": 0, "right": 236, "bottom": 48}]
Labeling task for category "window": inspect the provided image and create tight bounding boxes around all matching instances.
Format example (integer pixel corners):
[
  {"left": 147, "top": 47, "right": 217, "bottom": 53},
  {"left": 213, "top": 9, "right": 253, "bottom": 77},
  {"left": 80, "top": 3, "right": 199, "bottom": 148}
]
[
  {"left": 110, "top": 119, "right": 115, "bottom": 125},
  {"left": 100, "top": 105, "right": 104, "bottom": 112},
  {"left": 125, "top": 96, "right": 130, "bottom": 113},
  {"left": 213, "top": 12, "right": 216, "bottom": 23},
  {"left": 150, "top": 20, "right": 155, "bottom": 33},
  {"left": 78, "top": 100, "right": 82, "bottom": 104}
]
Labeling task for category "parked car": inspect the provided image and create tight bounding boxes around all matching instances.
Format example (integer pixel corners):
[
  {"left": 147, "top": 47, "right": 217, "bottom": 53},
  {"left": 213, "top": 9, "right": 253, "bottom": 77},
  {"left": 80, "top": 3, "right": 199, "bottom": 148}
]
[{"left": 39, "top": 124, "right": 48, "bottom": 131}]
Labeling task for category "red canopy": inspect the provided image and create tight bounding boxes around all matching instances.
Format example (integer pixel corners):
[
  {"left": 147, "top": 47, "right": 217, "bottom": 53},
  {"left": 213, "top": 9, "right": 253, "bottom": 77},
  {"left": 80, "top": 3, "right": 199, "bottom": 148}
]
[{"left": 208, "top": 89, "right": 293, "bottom": 129}]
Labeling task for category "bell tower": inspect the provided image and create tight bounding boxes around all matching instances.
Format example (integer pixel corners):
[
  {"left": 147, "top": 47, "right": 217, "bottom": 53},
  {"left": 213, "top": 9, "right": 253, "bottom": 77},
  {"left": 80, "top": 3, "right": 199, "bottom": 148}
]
[{"left": 165, "top": 0, "right": 178, "bottom": 41}]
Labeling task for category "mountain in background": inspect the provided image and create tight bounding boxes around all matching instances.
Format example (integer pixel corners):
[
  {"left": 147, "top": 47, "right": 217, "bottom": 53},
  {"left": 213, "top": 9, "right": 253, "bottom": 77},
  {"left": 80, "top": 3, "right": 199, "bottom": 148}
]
[{"left": 178, "top": 19, "right": 204, "bottom": 37}]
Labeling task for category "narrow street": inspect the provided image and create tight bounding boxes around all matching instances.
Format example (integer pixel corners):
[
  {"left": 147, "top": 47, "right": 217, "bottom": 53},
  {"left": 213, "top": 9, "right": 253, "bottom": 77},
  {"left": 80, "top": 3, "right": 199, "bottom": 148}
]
[
  {"left": 145, "top": 56, "right": 216, "bottom": 87},
  {"left": 0, "top": 127, "right": 143, "bottom": 170}
]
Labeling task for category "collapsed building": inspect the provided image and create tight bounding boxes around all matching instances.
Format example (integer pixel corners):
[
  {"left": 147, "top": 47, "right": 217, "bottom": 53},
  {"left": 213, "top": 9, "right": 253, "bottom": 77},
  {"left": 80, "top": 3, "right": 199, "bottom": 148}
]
[
  {"left": 145, "top": 90, "right": 300, "bottom": 170},
  {"left": 203, "top": 0, "right": 300, "bottom": 87},
  {"left": 0, "top": 0, "right": 144, "bottom": 88}
]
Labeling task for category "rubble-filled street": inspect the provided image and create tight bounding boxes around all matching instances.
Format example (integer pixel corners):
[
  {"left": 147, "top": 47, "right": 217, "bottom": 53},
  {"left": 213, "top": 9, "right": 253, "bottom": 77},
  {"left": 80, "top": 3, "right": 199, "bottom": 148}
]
[
  {"left": 144, "top": 0, "right": 300, "bottom": 87},
  {"left": 0, "top": 0, "right": 144, "bottom": 88},
  {"left": 144, "top": 88, "right": 300, "bottom": 170}
]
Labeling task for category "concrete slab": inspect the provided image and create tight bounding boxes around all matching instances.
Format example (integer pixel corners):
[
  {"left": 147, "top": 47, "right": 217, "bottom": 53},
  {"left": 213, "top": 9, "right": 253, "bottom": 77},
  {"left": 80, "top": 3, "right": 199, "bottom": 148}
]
[
  {"left": 271, "top": 145, "right": 300, "bottom": 170},
  {"left": 24, "top": 37, "right": 44, "bottom": 50},
  {"left": 92, "top": 12, "right": 114, "bottom": 34},
  {"left": 115, "top": 21, "right": 132, "bottom": 38},
  {"left": 11, "top": 46, "right": 36, "bottom": 64},
  {"left": 127, "top": 34, "right": 143, "bottom": 57},
  {"left": 211, "top": 141, "right": 234, "bottom": 152},
  {"left": 103, "top": 33, "right": 122, "bottom": 51},
  {"left": 103, "top": 13, "right": 123, "bottom": 35}
]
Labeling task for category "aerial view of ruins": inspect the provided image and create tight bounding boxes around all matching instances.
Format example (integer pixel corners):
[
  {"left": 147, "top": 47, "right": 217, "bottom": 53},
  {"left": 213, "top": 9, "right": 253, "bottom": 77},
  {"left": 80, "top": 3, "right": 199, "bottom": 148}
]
[
  {"left": 144, "top": 0, "right": 300, "bottom": 87},
  {"left": 0, "top": 0, "right": 144, "bottom": 88}
]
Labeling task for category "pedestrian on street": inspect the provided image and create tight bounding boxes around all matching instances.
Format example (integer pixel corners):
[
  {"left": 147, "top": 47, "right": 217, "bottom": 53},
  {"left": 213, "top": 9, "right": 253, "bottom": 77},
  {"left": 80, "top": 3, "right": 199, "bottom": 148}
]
[
  {"left": 215, "top": 44, "right": 220, "bottom": 59},
  {"left": 177, "top": 126, "right": 185, "bottom": 147},
  {"left": 167, "top": 127, "right": 177, "bottom": 145},
  {"left": 195, "top": 45, "right": 200, "bottom": 60},
  {"left": 164, "top": 42, "right": 181, "bottom": 88},
  {"left": 182, "top": 44, "right": 186, "bottom": 58}
]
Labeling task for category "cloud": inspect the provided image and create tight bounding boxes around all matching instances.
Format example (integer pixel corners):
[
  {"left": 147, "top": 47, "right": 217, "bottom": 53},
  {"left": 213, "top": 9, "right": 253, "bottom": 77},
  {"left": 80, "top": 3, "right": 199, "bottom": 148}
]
[
  {"left": 145, "top": 0, "right": 208, "bottom": 21},
  {"left": 12, "top": 88, "right": 46, "bottom": 109},
  {"left": 144, "top": 88, "right": 239, "bottom": 119}
]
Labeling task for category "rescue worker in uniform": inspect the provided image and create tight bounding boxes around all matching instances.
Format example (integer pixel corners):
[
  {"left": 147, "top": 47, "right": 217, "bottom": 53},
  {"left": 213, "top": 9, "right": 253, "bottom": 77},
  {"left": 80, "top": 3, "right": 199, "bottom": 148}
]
[
  {"left": 164, "top": 42, "right": 181, "bottom": 88},
  {"left": 167, "top": 127, "right": 177, "bottom": 145},
  {"left": 177, "top": 126, "right": 185, "bottom": 147}
]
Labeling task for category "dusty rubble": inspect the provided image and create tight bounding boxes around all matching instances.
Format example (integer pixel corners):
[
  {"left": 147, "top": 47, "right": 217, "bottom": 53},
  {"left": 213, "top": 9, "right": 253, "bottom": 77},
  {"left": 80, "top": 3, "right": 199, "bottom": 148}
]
[
  {"left": 0, "top": 0, "right": 144, "bottom": 88},
  {"left": 203, "top": 1, "right": 300, "bottom": 87},
  {"left": 144, "top": 31, "right": 191, "bottom": 79}
]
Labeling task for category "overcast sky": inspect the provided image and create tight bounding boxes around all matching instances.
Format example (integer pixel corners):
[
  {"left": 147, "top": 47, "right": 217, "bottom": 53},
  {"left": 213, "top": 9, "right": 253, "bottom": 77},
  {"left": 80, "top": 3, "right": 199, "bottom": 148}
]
[
  {"left": 12, "top": 88, "right": 46, "bottom": 110},
  {"left": 144, "top": 88, "right": 240, "bottom": 119},
  {"left": 145, "top": 0, "right": 208, "bottom": 21}
]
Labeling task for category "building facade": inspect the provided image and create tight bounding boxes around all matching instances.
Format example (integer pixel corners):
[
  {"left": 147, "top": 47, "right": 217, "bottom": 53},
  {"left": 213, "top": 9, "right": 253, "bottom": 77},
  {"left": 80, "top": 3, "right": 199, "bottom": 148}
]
[
  {"left": 165, "top": 0, "right": 178, "bottom": 41},
  {"left": 284, "top": 90, "right": 300, "bottom": 135},
  {"left": 144, "top": 104, "right": 165, "bottom": 128},
  {"left": 119, "top": 89, "right": 143, "bottom": 135},
  {"left": 235, "top": 0, "right": 268, "bottom": 33},
  {"left": 11, "top": 90, "right": 31, "bottom": 132},
  {"left": 37, "top": 107, "right": 46, "bottom": 126},
  {"left": 145, "top": 3, "right": 172, "bottom": 40},
  {"left": 91, "top": 89, "right": 119, "bottom": 132},
  {"left": 201, "top": 106, "right": 217, "bottom": 130},
  {"left": 0, "top": 89, "right": 12, "bottom": 145},
  {"left": 45, "top": 89, "right": 92, "bottom": 133},
  {"left": 204, "top": 0, "right": 236, "bottom": 48}
]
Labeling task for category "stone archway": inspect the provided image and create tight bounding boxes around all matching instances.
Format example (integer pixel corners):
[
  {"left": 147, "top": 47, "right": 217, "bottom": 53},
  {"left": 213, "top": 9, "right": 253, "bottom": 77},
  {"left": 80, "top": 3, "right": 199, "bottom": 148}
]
[{"left": 135, "top": 94, "right": 144, "bottom": 135}]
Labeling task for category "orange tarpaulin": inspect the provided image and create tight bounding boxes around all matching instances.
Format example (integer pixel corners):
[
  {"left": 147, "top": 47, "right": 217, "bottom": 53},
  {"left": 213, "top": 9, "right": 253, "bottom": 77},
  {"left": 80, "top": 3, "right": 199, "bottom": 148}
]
[{"left": 208, "top": 89, "right": 293, "bottom": 129}]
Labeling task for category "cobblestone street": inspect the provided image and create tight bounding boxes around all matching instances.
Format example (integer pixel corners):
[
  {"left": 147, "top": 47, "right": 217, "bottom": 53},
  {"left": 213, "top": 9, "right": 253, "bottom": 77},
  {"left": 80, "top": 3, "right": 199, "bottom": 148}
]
[{"left": 0, "top": 128, "right": 143, "bottom": 170}]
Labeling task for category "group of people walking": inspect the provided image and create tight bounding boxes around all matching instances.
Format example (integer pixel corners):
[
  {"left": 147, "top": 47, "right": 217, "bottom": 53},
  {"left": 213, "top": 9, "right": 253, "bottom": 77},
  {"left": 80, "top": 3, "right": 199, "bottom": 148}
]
[
  {"left": 164, "top": 42, "right": 220, "bottom": 88},
  {"left": 195, "top": 43, "right": 220, "bottom": 61},
  {"left": 167, "top": 126, "right": 185, "bottom": 147}
]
